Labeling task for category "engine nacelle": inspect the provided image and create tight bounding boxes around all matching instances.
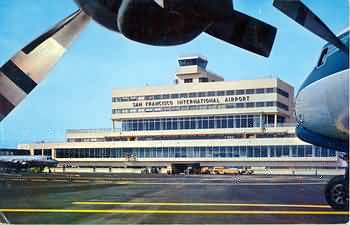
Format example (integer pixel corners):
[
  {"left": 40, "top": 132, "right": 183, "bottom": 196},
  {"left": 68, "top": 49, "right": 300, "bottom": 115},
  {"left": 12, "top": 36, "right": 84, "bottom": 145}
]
[
  {"left": 74, "top": 0, "right": 121, "bottom": 32},
  {"left": 117, "top": 0, "right": 204, "bottom": 46}
]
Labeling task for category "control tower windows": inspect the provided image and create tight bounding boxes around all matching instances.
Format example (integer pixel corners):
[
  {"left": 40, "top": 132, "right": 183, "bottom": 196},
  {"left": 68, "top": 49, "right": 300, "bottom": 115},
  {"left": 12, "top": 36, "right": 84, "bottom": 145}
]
[{"left": 178, "top": 57, "right": 208, "bottom": 69}]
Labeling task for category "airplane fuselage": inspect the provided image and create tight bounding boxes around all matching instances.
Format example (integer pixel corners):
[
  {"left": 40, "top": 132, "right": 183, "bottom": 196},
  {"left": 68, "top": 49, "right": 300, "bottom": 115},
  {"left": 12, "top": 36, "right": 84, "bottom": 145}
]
[
  {"left": 295, "top": 31, "right": 349, "bottom": 152},
  {"left": 0, "top": 155, "right": 58, "bottom": 169}
]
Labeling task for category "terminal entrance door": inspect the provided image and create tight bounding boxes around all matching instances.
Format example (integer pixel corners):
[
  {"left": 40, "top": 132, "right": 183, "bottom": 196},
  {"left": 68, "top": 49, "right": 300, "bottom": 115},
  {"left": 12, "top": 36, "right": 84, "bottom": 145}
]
[{"left": 171, "top": 163, "right": 200, "bottom": 174}]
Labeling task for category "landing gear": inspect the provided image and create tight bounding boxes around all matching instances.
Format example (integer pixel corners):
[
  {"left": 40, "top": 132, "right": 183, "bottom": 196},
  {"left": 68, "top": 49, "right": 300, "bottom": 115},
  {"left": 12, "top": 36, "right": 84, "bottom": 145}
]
[
  {"left": 325, "top": 173, "right": 349, "bottom": 210},
  {"left": 325, "top": 151, "right": 349, "bottom": 211}
]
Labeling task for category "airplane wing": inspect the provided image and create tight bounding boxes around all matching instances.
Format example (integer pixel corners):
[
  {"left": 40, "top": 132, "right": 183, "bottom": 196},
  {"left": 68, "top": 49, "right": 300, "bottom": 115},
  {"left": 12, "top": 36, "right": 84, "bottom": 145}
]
[
  {"left": 0, "top": 156, "right": 58, "bottom": 169},
  {"left": 205, "top": 10, "right": 277, "bottom": 57},
  {"left": 0, "top": 10, "right": 91, "bottom": 122},
  {"left": 0, "top": 157, "right": 29, "bottom": 168}
]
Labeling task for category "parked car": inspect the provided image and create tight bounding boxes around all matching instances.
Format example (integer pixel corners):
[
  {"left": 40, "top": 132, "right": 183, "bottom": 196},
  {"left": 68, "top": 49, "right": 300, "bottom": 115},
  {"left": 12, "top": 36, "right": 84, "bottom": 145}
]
[
  {"left": 224, "top": 168, "right": 240, "bottom": 175},
  {"left": 200, "top": 167, "right": 211, "bottom": 174},
  {"left": 239, "top": 168, "right": 254, "bottom": 175},
  {"left": 212, "top": 167, "right": 225, "bottom": 175}
]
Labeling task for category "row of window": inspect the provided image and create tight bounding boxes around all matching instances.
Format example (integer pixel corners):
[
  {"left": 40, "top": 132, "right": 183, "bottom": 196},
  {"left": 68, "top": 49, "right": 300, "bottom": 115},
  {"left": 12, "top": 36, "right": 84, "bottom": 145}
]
[
  {"left": 67, "top": 133, "right": 297, "bottom": 143},
  {"left": 113, "top": 101, "right": 289, "bottom": 114},
  {"left": 54, "top": 145, "right": 336, "bottom": 159},
  {"left": 121, "top": 115, "right": 284, "bottom": 131},
  {"left": 112, "top": 87, "right": 289, "bottom": 102}
]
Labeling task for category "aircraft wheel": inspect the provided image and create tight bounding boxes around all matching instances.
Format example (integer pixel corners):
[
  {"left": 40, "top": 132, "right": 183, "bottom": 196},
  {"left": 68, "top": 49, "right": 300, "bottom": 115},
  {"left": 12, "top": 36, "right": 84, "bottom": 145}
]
[{"left": 325, "top": 175, "right": 349, "bottom": 210}]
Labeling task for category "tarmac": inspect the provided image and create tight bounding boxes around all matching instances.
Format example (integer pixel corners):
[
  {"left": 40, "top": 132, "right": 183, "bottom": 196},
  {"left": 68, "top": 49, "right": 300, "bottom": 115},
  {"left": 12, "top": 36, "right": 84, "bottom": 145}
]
[{"left": 0, "top": 173, "right": 348, "bottom": 224}]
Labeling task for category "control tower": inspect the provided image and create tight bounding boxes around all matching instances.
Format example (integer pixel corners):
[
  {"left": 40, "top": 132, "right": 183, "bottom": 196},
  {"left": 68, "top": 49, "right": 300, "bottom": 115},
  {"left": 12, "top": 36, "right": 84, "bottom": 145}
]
[{"left": 175, "top": 55, "right": 224, "bottom": 84}]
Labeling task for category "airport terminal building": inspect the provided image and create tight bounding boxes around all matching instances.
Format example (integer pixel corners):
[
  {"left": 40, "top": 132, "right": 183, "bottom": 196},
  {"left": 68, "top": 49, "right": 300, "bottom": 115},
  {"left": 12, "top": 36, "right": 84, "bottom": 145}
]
[{"left": 18, "top": 56, "right": 341, "bottom": 171}]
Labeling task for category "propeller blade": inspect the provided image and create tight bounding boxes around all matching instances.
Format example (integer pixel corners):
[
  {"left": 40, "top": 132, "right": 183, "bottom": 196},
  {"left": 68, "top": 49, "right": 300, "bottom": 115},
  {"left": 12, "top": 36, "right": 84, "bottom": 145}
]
[
  {"left": 273, "top": 0, "right": 348, "bottom": 53},
  {"left": 205, "top": 10, "right": 277, "bottom": 57},
  {"left": 0, "top": 9, "right": 91, "bottom": 122}
]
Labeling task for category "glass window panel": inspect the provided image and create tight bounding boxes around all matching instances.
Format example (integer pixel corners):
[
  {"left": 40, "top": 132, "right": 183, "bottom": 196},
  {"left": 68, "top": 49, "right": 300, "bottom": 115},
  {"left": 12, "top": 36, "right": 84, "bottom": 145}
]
[
  {"left": 247, "top": 115, "right": 254, "bottom": 127},
  {"left": 220, "top": 146, "right": 226, "bottom": 157},
  {"left": 194, "top": 147, "right": 200, "bottom": 158},
  {"left": 145, "top": 148, "right": 150, "bottom": 158},
  {"left": 217, "top": 91, "right": 225, "bottom": 96},
  {"left": 253, "top": 146, "right": 260, "bottom": 157},
  {"left": 266, "top": 88, "right": 274, "bottom": 93},
  {"left": 181, "top": 147, "right": 186, "bottom": 157},
  {"left": 320, "top": 147, "right": 328, "bottom": 157},
  {"left": 246, "top": 89, "right": 255, "bottom": 94},
  {"left": 269, "top": 146, "right": 275, "bottom": 157},
  {"left": 208, "top": 91, "right": 215, "bottom": 96},
  {"left": 246, "top": 102, "right": 255, "bottom": 108},
  {"left": 256, "top": 102, "right": 265, "bottom": 107},
  {"left": 203, "top": 118, "right": 209, "bottom": 129},
  {"left": 275, "top": 146, "right": 282, "bottom": 157},
  {"left": 207, "top": 147, "right": 213, "bottom": 158},
  {"left": 247, "top": 146, "right": 253, "bottom": 157},
  {"left": 227, "top": 90, "right": 235, "bottom": 95},
  {"left": 236, "top": 89, "right": 245, "bottom": 95},
  {"left": 305, "top": 146, "right": 312, "bottom": 157},
  {"left": 239, "top": 146, "right": 247, "bottom": 157},
  {"left": 227, "top": 147, "right": 233, "bottom": 157},
  {"left": 198, "top": 92, "right": 206, "bottom": 97},
  {"left": 200, "top": 147, "right": 206, "bottom": 157},
  {"left": 314, "top": 146, "right": 321, "bottom": 157},
  {"left": 235, "top": 116, "right": 241, "bottom": 128},
  {"left": 282, "top": 146, "right": 290, "bottom": 156},
  {"left": 261, "top": 146, "right": 268, "bottom": 157},
  {"left": 329, "top": 149, "right": 336, "bottom": 156},
  {"left": 213, "top": 147, "right": 220, "bottom": 157},
  {"left": 209, "top": 118, "right": 215, "bottom": 128},
  {"left": 228, "top": 117, "right": 234, "bottom": 128},
  {"left": 297, "top": 145, "right": 305, "bottom": 157},
  {"left": 189, "top": 92, "right": 196, "bottom": 98},
  {"left": 171, "top": 93, "right": 179, "bottom": 98},
  {"left": 233, "top": 147, "right": 239, "bottom": 157},
  {"left": 184, "top": 119, "right": 190, "bottom": 129},
  {"left": 256, "top": 88, "right": 265, "bottom": 94},
  {"left": 221, "top": 117, "right": 227, "bottom": 128},
  {"left": 180, "top": 93, "right": 187, "bottom": 98},
  {"left": 241, "top": 115, "right": 247, "bottom": 128}
]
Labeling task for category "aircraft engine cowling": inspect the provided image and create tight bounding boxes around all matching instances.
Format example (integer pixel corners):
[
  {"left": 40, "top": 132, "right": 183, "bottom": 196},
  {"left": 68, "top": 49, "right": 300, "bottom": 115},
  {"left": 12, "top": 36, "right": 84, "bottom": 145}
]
[
  {"left": 117, "top": 0, "right": 205, "bottom": 46},
  {"left": 74, "top": 0, "right": 121, "bottom": 32}
]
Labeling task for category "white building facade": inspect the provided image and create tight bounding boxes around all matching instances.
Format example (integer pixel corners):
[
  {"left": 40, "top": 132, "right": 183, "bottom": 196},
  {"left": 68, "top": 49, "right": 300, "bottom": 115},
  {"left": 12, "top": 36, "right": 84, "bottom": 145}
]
[{"left": 18, "top": 56, "right": 340, "bottom": 170}]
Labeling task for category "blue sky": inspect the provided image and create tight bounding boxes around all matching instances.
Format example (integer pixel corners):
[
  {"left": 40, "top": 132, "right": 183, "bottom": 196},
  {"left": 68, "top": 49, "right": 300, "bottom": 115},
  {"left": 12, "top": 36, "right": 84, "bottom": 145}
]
[{"left": 0, "top": 0, "right": 348, "bottom": 147}]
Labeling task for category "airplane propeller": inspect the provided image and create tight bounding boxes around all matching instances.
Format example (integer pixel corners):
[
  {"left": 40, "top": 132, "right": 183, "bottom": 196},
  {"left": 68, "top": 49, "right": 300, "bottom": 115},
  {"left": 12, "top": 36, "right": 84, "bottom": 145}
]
[
  {"left": 0, "top": 1, "right": 278, "bottom": 122},
  {"left": 273, "top": 0, "right": 349, "bottom": 54},
  {"left": 0, "top": 9, "right": 91, "bottom": 122}
]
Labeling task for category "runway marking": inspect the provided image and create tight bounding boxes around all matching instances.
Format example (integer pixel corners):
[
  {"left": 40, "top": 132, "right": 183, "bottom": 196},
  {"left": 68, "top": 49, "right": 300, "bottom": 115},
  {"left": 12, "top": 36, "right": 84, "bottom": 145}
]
[
  {"left": 110, "top": 182, "right": 327, "bottom": 186},
  {"left": 72, "top": 201, "right": 331, "bottom": 209},
  {"left": 72, "top": 180, "right": 89, "bottom": 183},
  {"left": 31, "top": 179, "right": 48, "bottom": 182},
  {"left": 0, "top": 208, "right": 348, "bottom": 215},
  {"left": 114, "top": 181, "right": 136, "bottom": 185}
]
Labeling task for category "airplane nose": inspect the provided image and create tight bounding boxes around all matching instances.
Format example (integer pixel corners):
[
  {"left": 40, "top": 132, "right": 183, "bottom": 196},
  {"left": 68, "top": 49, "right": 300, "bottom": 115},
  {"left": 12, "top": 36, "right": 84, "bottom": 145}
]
[{"left": 296, "top": 69, "right": 349, "bottom": 141}]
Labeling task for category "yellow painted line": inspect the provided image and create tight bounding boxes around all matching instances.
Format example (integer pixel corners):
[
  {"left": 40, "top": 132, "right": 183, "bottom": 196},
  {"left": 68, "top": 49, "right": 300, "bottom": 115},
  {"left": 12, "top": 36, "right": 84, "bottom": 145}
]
[
  {"left": 72, "top": 180, "right": 89, "bottom": 183},
  {"left": 72, "top": 201, "right": 330, "bottom": 209},
  {"left": 0, "top": 209, "right": 348, "bottom": 215},
  {"left": 108, "top": 182, "right": 327, "bottom": 186},
  {"left": 31, "top": 179, "right": 48, "bottom": 182},
  {"left": 52, "top": 179, "right": 68, "bottom": 182},
  {"left": 113, "top": 181, "right": 136, "bottom": 185}
]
